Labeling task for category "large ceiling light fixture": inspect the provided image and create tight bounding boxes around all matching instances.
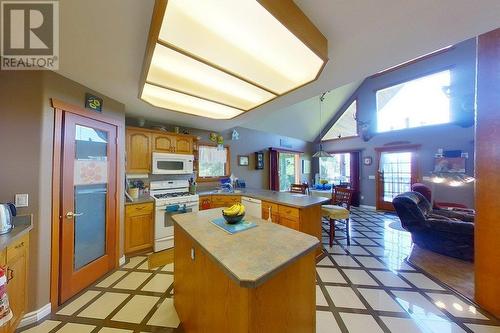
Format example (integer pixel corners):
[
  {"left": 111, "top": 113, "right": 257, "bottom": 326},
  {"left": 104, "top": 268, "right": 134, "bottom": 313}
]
[{"left": 140, "top": 0, "right": 328, "bottom": 119}]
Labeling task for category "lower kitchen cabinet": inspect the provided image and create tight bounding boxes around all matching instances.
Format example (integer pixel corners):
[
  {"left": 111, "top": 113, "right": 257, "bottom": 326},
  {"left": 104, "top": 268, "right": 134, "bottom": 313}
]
[
  {"left": 202, "top": 195, "right": 241, "bottom": 209},
  {"left": 125, "top": 202, "right": 154, "bottom": 254},
  {"left": 2, "top": 233, "right": 30, "bottom": 333}
]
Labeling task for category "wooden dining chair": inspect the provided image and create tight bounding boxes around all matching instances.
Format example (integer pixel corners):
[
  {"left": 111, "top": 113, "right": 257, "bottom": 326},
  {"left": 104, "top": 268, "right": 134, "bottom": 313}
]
[
  {"left": 321, "top": 188, "right": 354, "bottom": 247},
  {"left": 290, "top": 183, "right": 308, "bottom": 194}
]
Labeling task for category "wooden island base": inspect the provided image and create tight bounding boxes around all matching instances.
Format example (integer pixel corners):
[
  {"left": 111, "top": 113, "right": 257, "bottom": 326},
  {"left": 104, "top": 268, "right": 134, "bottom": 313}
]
[{"left": 174, "top": 226, "right": 316, "bottom": 333}]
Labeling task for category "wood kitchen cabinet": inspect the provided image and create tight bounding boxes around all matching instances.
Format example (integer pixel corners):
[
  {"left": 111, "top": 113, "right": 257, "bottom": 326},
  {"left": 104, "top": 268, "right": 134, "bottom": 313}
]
[
  {"left": 261, "top": 201, "right": 279, "bottom": 223},
  {"left": 125, "top": 202, "right": 154, "bottom": 254},
  {"left": 126, "top": 127, "right": 195, "bottom": 173},
  {"left": 126, "top": 128, "right": 152, "bottom": 173},
  {"left": 4, "top": 233, "right": 29, "bottom": 333},
  {"left": 210, "top": 195, "right": 241, "bottom": 208}
]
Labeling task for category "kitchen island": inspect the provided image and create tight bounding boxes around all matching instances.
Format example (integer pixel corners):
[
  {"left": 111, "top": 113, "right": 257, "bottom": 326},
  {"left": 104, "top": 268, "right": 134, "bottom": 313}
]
[
  {"left": 198, "top": 188, "right": 330, "bottom": 256},
  {"left": 173, "top": 209, "right": 319, "bottom": 333}
]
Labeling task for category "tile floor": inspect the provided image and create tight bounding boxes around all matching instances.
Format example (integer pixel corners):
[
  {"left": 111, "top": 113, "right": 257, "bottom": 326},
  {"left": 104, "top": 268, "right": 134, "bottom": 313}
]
[
  {"left": 315, "top": 207, "right": 500, "bottom": 333},
  {"left": 19, "top": 256, "right": 180, "bottom": 333},
  {"left": 18, "top": 207, "right": 500, "bottom": 333}
]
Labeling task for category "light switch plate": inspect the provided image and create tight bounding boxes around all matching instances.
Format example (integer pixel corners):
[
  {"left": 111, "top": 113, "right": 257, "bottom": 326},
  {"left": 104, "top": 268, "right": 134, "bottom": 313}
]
[
  {"left": 368, "top": 175, "right": 376, "bottom": 180},
  {"left": 15, "top": 194, "right": 29, "bottom": 207}
]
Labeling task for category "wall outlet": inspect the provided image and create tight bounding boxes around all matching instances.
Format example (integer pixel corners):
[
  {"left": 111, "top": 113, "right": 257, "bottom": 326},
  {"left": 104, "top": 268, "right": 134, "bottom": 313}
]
[
  {"left": 368, "top": 175, "right": 376, "bottom": 180},
  {"left": 15, "top": 194, "right": 29, "bottom": 207}
]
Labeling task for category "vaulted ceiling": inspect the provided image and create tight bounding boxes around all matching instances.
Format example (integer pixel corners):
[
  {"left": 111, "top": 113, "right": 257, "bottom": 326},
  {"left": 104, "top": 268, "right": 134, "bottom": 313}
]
[{"left": 56, "top": 0, "right": 500, "bottom": 142}]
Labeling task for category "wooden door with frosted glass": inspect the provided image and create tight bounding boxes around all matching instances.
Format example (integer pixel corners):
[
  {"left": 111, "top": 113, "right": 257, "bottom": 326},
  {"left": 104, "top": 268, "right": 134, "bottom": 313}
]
[{"left": 60, "top": 112, "right": 117, "bottom": 303}]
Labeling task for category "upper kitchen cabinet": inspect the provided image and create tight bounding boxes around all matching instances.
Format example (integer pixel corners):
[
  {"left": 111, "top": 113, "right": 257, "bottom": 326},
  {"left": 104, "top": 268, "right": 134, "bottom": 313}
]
[
  {"left": 175, "top": 136, "right": 193, "bottom": 154},
  {"left": 153, "top": 133, "right": 176, "bottom": 152},
  {"left": 126, "top": 128, "right": 152, "bottom": 173},
  {"left": 126, "top": 126, "right": 196, "bottom": 173}
]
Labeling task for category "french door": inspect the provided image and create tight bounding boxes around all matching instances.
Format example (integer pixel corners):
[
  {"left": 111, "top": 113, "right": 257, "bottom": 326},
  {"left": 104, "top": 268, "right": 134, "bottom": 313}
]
[
  {"left": 376, "top": 146, "right": 419, "bottom": 211},
  {"left": 278, "top": 152, "right": 300, "bottom": 191},
  {"left": 59, "top": 112, "right": 117, "bottom": 303}
]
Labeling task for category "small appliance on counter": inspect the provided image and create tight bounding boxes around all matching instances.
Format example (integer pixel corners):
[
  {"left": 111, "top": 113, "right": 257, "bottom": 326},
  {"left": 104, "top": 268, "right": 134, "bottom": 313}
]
[{"left": 0, "top": 203, "right": 15, "bottom": 235}]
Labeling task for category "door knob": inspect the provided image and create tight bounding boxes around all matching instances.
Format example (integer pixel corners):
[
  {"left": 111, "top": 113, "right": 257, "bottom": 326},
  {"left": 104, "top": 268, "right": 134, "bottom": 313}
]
[{"left": 65, "top": 211, "right": 83, "bottom": 219}]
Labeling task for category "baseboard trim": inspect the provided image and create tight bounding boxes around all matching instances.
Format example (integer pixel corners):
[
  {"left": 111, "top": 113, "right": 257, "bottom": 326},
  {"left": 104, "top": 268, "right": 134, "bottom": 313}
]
[
  {"left": 359, "top": 205, "right": 376, "bottom": 210},
  {"left": 18, "top": 303, "right": 51, "bottom": 328},
  {"left": 119, "top": 255, "right": 126, "bottom": 266}
]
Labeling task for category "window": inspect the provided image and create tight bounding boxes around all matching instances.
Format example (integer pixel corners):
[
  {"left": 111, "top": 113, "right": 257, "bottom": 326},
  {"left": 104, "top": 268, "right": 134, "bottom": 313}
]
[
  {"left": 319, "top": 153, "right": 351, "bottom": 185},
  {"left": 198, "top": 145, "right": 230, "bottom": 179},
  {"left": 376, "top": 70, "right": 451, "bottom": 132},
  {"left": 278, "top": 153, "right": 300, "bottom": 191},
  {"left": 322, "top": 100, "right": 358, "bottom": 140}
]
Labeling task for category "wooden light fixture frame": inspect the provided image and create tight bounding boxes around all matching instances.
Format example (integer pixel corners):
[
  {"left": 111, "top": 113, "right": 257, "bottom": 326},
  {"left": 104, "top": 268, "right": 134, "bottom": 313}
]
[{"left": 139, "top": 0, "right": 328, "bottom": 119}]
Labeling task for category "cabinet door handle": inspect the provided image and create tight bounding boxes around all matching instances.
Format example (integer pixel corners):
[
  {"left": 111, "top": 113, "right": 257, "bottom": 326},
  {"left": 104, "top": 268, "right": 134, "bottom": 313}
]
[{"left": 14, "top": 241, "right": 24, "bottom": 249}]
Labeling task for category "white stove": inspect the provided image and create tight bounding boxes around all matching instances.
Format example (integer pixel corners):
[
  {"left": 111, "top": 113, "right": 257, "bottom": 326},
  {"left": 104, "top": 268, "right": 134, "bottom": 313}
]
[{"left": 150, "top": 180, "right": 199, "bottom": 252}]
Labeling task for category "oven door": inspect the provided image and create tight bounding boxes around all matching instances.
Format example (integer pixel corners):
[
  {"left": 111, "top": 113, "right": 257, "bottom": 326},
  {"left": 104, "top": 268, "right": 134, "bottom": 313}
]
[{"left": 155, "top": 203, "right": 196, "bottom": 237}]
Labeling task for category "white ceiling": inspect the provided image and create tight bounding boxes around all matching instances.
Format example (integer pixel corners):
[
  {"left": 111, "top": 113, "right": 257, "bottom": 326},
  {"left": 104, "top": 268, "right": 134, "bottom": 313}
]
[{"left": 56, "top": 0, "right": 500, "bottom": 142}]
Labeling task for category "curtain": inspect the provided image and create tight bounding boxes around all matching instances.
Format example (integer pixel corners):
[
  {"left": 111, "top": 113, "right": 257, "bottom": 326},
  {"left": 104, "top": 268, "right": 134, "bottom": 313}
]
[
  {"left": 199, "top": 145, "right": 227, "bottom": 163},
  {"left": 269, "top": 148, "right": 279, "bottom": 191}
]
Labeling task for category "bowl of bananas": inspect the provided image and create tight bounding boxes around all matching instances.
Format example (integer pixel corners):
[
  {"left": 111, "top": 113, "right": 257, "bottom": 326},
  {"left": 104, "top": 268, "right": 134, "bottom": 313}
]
[{"left": 222, "top": 203, "right": 246, "bottom": 224}]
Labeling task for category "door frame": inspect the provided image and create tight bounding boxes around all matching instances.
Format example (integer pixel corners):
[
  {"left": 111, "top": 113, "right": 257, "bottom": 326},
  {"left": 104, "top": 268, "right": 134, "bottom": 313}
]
[
  {"left": 375, "top": 144, "right": 421, "bottom": 211},
  {"left": 50, "top": 98, "right": 123, "bottom": 308}
]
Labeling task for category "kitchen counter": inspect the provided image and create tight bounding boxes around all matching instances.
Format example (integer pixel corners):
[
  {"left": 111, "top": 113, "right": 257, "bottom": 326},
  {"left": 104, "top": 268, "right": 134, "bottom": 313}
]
[
  {"left": 124, "top": 195, "right": 154, "bottom": 206},
  {"left": 197, "top": 188, "right": 329, "bottom": 208},
  {"left": 0, "top": 215, "right": 33, "bottom": 250},
  {"left": 173, "top": 208, "right": 318, "bottom": 288},
  {"left": 173, "top": 208, "right": 317, "bottom": 332}
]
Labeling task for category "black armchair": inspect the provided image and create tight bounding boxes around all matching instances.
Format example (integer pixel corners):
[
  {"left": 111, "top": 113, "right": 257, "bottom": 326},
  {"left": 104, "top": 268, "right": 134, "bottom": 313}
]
[{"left": 392, "top": 192, "right": 474, "bottom": 261}]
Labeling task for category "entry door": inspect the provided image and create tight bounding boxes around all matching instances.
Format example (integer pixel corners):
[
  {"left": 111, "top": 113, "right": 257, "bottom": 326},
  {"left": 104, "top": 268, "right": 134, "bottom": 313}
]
[
  {"left": 376, "top": 148, "right": 418, "bottom": 211},
  {"left": 60, "top": 112, "right": 117, "bottom": 303}
]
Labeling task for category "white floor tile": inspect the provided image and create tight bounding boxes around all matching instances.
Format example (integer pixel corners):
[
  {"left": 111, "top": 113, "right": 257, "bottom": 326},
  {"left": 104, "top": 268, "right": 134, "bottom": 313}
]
[
  {"left": 316, "top": 267, "right": 347, "bottom": 283},
  {"left": 381, "top": 316, "right": 429, "bottom": 333},
  {"left": 122, "top": 256, "right": 147, "bottom": 269},
  {"left": 343, "top": 246, "right": 369, "bottom": 255},
  {"left": 392, "top": 290, "right": 446, "bottom": 320},
  {"left": 112, "top": 295, "right": 159, "bottom": 323},
  {"left": 57, "top": 290, "right": 100, "bottom": 315},
  {"left": 324, "top": 245, "right": 347, "bottom": 254},
  {"left": 21, "top": 320, "right": 61, "bottom": 333},
  {"left": 316, "top": 286, "right": 328, "bottom": 306},
  {"left": 113, "top": 272, "right": 152, "bottom": 290},
  {"left": 142, "top": 274, "right": 174, "bottom": 293},
  {"left": 98, "top": 328, "right": 133, "bottom": 333},
  {"left": 147, "top": 298, "right": 180, "bottom": 328},
  {"left": 465, "top": 324, "right": 500, "bottom": 333},
  {"left": 316, "top": 311, "right": 341, "bottom": 333},
  {"left": 355, "top": 256, "right": 387, "bottom": 269},
  {"left": 399, "top": 272, "right": 445, "bottom": 290},
  {"left": 96, "top": 271, "right": 127, "bottom": 288},
  {"left": 317, "top": 256, "right": 335, "bottom": 266},
  {"left": 358, "top": 288, "right": 404, "bottom": 312},
  {"left": 331, "top": 255, "right": 360, "bottom": 267},
  {"left": 340, "top": 313, "right": 384, "bottom": 333},
  {"left": 352, "top": 238, "right": 378, "bottom": 246},
  {"left": 56, "top": 323, "right": 95, "bottom": 333},
  {"left": 371, "top": 271, "right": 411, "bottom": 288},
  {"left": 161, "top": 263, "right": 174, "bottom": 272},
  {"left": 78, "top": 292, "right": 129, "bottom": 319},
  {"left": 427, "top": 293, "right": 488, "bottom": 320},
  {"left": 366, "top": 247, "right": 386, "bottom": 256},
  {"left": 342, "top": 269, "right": 379, "bottom": 286},
  {"left": 325, "top": 286, "right": 365, "bottom": 309}
]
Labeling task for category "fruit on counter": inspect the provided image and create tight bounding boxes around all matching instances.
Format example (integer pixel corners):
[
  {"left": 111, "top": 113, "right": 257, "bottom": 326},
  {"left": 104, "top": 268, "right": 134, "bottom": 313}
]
[{"left": 222, "top": 203, "right": 245, "bottom": 216}]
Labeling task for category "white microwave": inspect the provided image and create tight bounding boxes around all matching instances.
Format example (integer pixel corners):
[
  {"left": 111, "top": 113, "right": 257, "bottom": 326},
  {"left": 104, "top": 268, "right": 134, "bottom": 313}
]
[{"left": 152, "top": 152, "right": 194, "bottom": 175}]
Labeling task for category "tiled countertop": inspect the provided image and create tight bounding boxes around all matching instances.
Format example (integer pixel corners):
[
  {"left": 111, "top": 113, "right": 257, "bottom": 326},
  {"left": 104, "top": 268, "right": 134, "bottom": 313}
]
[
  {"left": 197, "top": 188, "right": 329, "bottom": 208},
  {"left": 173, "top": 208, "right": 319, "bottom": 288},
  {"left": 0, "top": 215, "right": 33, "bottom": 250}
]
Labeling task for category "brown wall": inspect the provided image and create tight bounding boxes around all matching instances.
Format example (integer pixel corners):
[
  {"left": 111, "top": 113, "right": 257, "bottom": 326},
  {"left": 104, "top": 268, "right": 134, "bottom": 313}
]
[{"left": 0, "top": 70, "right": 125, "bottom": 312}]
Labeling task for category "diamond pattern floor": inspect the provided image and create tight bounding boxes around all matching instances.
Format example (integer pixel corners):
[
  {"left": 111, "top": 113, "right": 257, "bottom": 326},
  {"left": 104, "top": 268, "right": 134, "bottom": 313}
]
[{"left": 18, "top": 207, "right": 500, "bottom": 333}]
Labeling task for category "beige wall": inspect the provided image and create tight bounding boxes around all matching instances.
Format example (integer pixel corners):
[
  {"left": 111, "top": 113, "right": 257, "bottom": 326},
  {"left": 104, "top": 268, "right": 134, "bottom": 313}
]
[{"left": 0, "top": 70, "right": 125, "bottom": 312}]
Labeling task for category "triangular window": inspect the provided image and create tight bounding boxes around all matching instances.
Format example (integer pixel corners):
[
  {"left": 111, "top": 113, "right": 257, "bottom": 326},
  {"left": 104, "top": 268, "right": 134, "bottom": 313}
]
[{"left": 322, "top": 100, "right": 358, "bottom": 140}]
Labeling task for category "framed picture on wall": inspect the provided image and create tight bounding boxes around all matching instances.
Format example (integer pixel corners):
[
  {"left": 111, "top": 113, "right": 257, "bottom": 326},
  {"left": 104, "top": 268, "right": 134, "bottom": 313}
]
[
  {"left": 238, "top": 155, "right": 249, "bottom": 166},
  {"left": 255, "top": 152, "right": 264, "bottom": 169}
]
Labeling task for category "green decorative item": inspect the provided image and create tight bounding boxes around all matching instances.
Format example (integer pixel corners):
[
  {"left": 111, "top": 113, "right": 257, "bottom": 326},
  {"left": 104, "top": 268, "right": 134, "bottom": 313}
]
[
  {"left": 209, "top": 132, "right": 218, "bottom": 142},
  {"left": 217, "top": 135, "right": 224, "bottom": 145}
]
